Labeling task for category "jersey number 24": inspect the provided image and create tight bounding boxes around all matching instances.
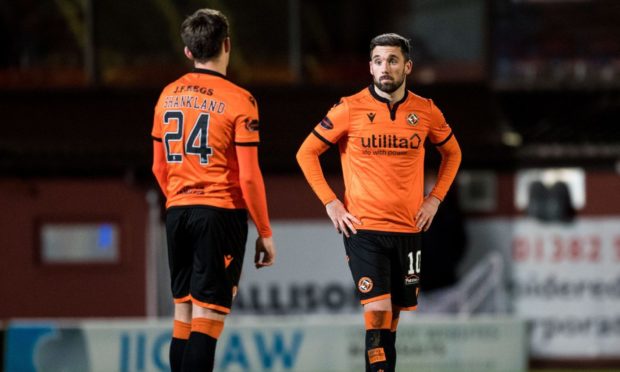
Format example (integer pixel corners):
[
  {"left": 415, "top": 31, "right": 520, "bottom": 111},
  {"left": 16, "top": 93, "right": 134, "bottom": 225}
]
[{"left": 163, "top": 111, "right": 213, "bottom": 164}]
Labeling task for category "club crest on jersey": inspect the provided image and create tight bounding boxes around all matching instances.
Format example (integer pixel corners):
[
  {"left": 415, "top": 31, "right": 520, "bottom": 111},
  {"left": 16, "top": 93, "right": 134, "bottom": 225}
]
[
  {"left": 358, "top": 277, "right": 373, "bottom": 293},
  {"left": 320, "top": 117, "right": 334, "bottom": 130},
  {"left": 367, "top": 112, "right": 376, "bottom": 123},
  {"left": 407, "top": 113, "right": 419, "bottom": 126}
]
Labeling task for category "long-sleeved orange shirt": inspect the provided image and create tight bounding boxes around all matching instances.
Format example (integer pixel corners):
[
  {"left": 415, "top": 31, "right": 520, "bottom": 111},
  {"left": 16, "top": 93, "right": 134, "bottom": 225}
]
[
  {"left": 297, "top": 84, "right": 461, "bottom": 233},
  {"left": 152, "top": 68, "right": 272, "bottom": 237}
]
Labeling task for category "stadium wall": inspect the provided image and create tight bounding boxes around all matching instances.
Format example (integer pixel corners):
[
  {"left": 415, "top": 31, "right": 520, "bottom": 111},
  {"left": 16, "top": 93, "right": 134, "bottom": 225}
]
[
  {"left": 0, "top": 179, "right": 148, "bottom": 319},
  {"left": 1, "top": 171, "right": 618, "bottom": 319}
]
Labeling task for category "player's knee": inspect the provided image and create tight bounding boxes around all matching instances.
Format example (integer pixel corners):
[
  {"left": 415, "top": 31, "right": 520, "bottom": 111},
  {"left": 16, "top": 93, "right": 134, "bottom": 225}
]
[
  {"left": 192, "top": 305, "right": 227, "bottom": 322},
  {"left": 174, "top": 301, "right": 192, "bottom": 323},
  {"left": 364, "top": 310, "right": 392, "bottom": 330},
  {"left": 364, "top": 297, "right": 392, "bottom": 312}
]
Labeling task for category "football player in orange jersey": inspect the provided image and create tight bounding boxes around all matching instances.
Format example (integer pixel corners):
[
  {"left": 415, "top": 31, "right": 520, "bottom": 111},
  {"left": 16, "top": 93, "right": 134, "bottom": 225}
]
[
  {"left": 297, "top": 33, "right": 461, "bottom": 371},
  {"left": 151, "top": 9, "right": 276, "bottom": 372}
]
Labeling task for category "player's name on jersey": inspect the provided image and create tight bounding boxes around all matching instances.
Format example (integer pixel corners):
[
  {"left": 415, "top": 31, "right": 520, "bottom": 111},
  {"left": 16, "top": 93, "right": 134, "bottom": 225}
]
[
  {"left": 162, "top": 94, "right": 226, "bottom": 113},
  {"left": 173, "top": 84, "right": 214, "bottom": 95}
]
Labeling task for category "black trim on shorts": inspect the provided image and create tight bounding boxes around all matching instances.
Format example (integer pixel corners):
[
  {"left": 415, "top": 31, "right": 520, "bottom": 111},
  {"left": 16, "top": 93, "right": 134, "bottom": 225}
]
[
  {"left": 234, "top": 142, "right": 259, "bottom": 147},
  {"left": 312, "top": 129, "right": 334, "bottom": 146},
  {"left": 152, "top": 136, "right": 162, "bottom": 142},
  {"left": 431, "top": 131, "right": 454, "bottom": 147},
  {"left": 166, "top": 204, "right": 247, "bottom": 213},
  {"left": 356, "top": 229, "right": 422, "bottom": 237}
]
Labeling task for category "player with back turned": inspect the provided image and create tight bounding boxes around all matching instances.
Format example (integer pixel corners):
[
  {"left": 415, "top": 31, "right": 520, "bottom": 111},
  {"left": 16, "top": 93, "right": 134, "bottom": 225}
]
[
  {"left": 151, "top": 9, "right": 276, "bottom": 372},
  {"left": 296, "top": 33, "right": 461, "bottom": 371}
]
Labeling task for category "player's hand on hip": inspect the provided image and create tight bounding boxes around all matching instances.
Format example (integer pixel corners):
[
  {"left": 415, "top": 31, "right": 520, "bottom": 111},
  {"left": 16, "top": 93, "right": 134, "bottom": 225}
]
[
  {"left": 326, "top": 199, "right": 362, "bottom": 238},
  {"left": 415, "top": 195, "right": 441, "bottom": 231},
  {"left": 255, "top": 236, "right": 275, "bottom": 269}
]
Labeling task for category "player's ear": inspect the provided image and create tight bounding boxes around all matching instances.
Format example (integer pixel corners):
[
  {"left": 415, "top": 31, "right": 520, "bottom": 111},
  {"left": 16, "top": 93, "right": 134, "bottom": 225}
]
[
  {"left": 184, "top": 46, "right": 194, "bottom": 61},
  {"left": 405, "top": 59, "right": 413, "bottom": 75},
  {"left": 223, "top": 37, "right": 231, "bottom": 53}
]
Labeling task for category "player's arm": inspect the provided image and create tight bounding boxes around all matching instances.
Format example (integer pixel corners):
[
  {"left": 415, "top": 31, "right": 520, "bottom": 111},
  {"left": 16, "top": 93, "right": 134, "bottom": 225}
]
[
  {"left": 236, "top": 145, "right": 275, "bottom": 268},
  {"left": 430, "top": 134, "right": 462, "bottom": 202},
  {"left": 415, "top": 134, "right": 462, "bottom": 231},
  {"left": 296, "top": 133, "right": 361, "bottom": 237},
  {"left": 152, "top": 138, "right": 169, "bottom": 195},
  {"left": 295, "top": 133, "right": 336, "bottom": 204}
]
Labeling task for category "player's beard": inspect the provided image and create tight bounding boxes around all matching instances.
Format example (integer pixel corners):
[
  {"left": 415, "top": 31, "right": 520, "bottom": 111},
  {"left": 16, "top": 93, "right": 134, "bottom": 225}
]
[{"left": 373, "top": 74, "right": 405, "bottom": 94}]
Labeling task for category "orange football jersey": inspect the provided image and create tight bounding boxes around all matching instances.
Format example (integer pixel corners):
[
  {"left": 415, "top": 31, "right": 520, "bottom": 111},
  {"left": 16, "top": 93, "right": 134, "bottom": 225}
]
[
  {"left": 152, "top": 69, "right": 260, "bottom": 209},
  {"left": 311, "top": 85, "right": 454, "bottom": 233}
]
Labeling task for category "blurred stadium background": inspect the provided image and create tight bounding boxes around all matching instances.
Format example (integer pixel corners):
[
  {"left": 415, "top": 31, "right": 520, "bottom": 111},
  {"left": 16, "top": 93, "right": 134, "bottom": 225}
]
[{"left": 1, "top": 0, "right": 620, "bottom": 371}]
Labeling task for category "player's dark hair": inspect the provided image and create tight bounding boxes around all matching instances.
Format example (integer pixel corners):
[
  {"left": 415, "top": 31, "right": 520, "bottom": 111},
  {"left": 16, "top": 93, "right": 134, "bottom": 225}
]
[
  {"left": 181, "top": 9, "right": 229, "bottom": 62},
  {"left": 369, "top": 33, "right": 411, "bottom": 61}
]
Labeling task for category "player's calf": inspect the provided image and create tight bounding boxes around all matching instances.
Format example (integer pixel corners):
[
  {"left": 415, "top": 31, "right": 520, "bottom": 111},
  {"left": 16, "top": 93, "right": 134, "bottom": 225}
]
[
  {"left": 364, "top": 310, "right": 394, "bottom": 372},
  {"left": 182, "top": 317, "right": 225, "bottom": 372},
  {"left": 170, "top": 320, "right": 191, "bottom": 372}
]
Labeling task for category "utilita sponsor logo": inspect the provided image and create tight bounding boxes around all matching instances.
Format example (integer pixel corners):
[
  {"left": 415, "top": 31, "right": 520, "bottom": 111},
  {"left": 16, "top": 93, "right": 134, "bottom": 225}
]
[{"left": 361, "top": 134, "right": 421, "bottom": 149}]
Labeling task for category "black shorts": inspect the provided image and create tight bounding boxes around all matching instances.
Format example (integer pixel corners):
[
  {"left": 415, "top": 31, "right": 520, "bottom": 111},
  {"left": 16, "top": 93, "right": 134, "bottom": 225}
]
[
  {"left": 344, "top": 230, "right": 422, "bottom": 310},
  {"left": 165, "top": 205, "right": 248, "bottom": 314}
]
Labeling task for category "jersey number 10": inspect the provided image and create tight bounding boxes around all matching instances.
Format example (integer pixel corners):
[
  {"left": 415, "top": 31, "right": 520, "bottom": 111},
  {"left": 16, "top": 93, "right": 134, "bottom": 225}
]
[
  {"left": 163, "top": 111, "right": 213, "bottom": 164},
  {"left": 408, "top": 251, "right": 421, "bottom": 275}
]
